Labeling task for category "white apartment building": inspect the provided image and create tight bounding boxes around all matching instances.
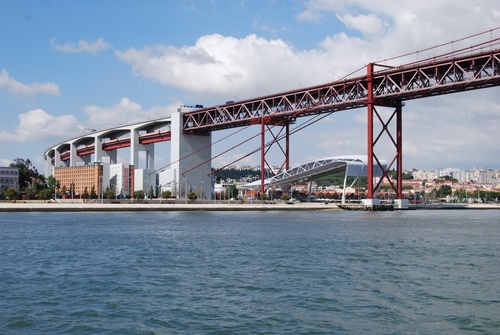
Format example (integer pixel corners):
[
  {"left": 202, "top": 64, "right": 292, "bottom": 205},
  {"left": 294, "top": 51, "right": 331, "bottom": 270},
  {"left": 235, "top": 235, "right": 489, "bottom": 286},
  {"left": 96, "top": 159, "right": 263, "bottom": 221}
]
[
  {"left": 109, "top": 163, "right": 130, "bottom": 198},
  {"left": 411, "top": 169, "right": 437, "bottom": 180},
  {"left": 0, "top": 166, "right": 19, "bottom": 195}
]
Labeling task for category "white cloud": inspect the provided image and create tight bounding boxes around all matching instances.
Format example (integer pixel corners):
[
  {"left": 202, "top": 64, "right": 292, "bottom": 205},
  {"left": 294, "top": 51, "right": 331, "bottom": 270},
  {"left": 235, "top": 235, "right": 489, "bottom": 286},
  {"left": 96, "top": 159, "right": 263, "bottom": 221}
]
[
  {"left": 296, "top": 0, "right": 344, "bottom": 22},
  {"left": 50, "top": 37, "right": 111, "bottom": 53},
  {"left": 0, "top": 69, "right": 61, "bottom": 96},
  {"left": 336, "top": 13, "right": 388, "bottom": 36},
  {"left": 116, "top": 34, "right": 348, "bottom": 100},
  {"left": 38, "top": 0, "right": 498, "bottom": 170},
  {"left": 0, "top": 109, "right": 81, "bottom": 142},
  {"left": 0, "top": 158, "right": 14, "bottom": 166},
  {"left": 84, "top": 97, "right": 176, "bottom": 129},
  {"left": 114, "top": 0, "right": 499, "bottom": 105}
]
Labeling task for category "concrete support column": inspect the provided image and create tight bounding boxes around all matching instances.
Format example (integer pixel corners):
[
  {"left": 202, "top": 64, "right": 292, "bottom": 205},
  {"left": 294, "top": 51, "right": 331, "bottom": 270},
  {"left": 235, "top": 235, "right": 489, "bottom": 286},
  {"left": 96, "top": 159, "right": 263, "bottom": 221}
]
[
  {"left": 54, "top": 148, "right": 63, "bottom": 168},
  {"left": 130, "top": 128, "right": 140, "bottom": 167},
  {"left": 145, "top": 144, "right": 155, "bottom": 170},
  {"left": 171, "top": 110, "right": 213, "bottom": 200},
  {"left": 45, "top": 151, "right": 54, "bottom": 176},
  {"left": 69, "top": 143, "right": 78, "bottom": 167},
  {"left": 105, "top": 150, "right": 117, "bottom": 164},
  {"left": 94, "top": 135, "right": 103, "bottom": 163}
]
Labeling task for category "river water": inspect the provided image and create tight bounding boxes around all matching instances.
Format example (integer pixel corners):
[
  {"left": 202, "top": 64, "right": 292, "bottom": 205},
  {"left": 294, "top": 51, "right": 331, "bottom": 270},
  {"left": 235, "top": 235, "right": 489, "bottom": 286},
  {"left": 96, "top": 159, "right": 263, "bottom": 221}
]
[{"left": 1, "top": 210, "right": 499, "bottom": 334}]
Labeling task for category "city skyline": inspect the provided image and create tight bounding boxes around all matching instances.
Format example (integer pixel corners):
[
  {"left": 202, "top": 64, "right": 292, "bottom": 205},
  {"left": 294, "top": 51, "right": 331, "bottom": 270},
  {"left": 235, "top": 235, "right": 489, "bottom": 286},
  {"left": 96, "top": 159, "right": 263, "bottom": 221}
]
[{"left": 1, "top": 1, "right": 499, "bottom": 173}]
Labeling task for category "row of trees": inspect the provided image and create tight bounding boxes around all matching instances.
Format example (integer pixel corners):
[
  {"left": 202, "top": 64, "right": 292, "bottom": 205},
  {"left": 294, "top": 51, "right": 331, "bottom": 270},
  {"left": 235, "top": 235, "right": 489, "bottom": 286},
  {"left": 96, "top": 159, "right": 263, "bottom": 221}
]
[
  {"left": 3, "top": 158, "right": 112, "bottom": 200},
  {"left": 3, "top": 159, "right": 58, "bottom": 200}
]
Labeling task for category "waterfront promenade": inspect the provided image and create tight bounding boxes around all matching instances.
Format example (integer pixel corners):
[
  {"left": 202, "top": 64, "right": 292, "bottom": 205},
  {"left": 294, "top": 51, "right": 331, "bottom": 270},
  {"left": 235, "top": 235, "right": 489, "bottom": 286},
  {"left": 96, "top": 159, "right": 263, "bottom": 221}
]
[
  {"left": 0, "top": 200, "right": 340, "bottom": 212},
  {"left": 1, "top": 200, "right": 499, "bottom": 212}
]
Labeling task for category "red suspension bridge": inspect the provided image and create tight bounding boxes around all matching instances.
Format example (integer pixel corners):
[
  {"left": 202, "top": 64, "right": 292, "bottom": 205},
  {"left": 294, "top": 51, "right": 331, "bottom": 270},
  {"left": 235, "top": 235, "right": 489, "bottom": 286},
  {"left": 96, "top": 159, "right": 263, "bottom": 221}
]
[
  {"left": 46, "top": 28, "right": 500, "bottom": 205},
  {"left": 182, "top": 29, "right": 500, "bottom": 201}
]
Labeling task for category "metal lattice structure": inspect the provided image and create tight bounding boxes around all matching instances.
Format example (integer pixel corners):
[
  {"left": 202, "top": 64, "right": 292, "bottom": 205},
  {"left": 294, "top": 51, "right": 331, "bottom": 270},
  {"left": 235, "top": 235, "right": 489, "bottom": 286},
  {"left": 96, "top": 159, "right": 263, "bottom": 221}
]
[
  {"left": 183, "top": 46, "right": 500, "bottom": 199},
  {"left": 183, "top": 49, "right": 500, "bottom": 133},
  {"left": 269, "top": 155, "right": 386, "bottom": 186}
]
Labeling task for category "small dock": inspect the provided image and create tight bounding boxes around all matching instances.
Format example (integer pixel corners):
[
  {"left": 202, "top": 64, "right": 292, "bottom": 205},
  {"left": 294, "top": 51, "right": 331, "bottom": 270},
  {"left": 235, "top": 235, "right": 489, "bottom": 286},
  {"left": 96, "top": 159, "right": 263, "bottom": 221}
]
[{"left": 338, "top": 204, "right": 395, "bottom": 211}]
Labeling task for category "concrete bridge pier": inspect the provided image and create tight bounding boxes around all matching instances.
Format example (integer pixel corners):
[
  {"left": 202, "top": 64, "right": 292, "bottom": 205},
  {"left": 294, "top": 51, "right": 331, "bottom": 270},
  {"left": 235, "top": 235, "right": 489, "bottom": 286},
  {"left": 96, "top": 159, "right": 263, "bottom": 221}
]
[{"left": 170, "top": 111, "right": 213, "bottom": 200}]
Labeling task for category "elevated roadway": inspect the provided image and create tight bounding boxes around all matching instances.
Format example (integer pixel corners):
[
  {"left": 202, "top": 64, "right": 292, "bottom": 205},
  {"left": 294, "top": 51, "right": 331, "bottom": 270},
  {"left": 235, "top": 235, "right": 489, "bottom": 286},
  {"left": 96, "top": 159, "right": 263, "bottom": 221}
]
[
  {"left": 182, "top": 45, "right": 500, "bottom": 202},
  {"left": 182, "top": 49, "right": 500, "bottom": 133},
  {"left": 44, "top": 31, "right": 500, "bottom": 205}
]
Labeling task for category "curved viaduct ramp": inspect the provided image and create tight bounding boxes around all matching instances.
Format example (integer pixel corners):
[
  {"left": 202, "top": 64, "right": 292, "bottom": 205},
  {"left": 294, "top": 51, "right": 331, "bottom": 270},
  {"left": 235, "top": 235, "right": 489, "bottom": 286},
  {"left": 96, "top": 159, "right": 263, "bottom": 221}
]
[{"left": 45, "top": 118, "right": 171, "bottom": 168}]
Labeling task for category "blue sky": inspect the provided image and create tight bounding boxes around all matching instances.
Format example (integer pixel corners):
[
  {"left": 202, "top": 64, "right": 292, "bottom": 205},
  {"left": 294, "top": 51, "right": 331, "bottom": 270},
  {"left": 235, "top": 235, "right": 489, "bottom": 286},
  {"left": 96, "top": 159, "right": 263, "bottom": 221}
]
[{"left": 1, "top": 0, "right": 500, "bottom": 175}]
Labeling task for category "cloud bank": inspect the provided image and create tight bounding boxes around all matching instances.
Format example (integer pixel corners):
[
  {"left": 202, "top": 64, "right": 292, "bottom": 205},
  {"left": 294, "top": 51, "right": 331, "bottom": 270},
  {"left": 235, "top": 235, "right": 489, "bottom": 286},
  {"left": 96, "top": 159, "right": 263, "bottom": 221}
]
[
  {"left": 50, "top": 37, "right": 111, "bottom": 53},
  {"left": 0, "top": 109, "right": 81, "bottom": 143},
  {"left": 0, "top": 69, "right": 60, "bottom": 96}
]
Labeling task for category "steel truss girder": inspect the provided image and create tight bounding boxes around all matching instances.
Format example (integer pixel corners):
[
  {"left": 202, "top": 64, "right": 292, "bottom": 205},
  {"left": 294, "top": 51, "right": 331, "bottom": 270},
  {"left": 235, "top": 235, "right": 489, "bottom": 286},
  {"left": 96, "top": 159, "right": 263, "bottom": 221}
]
[
  {"left": 260, "top": 119, "right": 290, "bottom": 193},
  {"left": 367, "top": 59, "right": 403, "bottom": 200},
  {"left": 369, "top": 104, "right": 402, "bottom": 199},
  {"left": 372, "top": 51, "right": 500, "bottom": 100},
  {"left": 183, "top": 49, "right": 500, "bottom": 133}
]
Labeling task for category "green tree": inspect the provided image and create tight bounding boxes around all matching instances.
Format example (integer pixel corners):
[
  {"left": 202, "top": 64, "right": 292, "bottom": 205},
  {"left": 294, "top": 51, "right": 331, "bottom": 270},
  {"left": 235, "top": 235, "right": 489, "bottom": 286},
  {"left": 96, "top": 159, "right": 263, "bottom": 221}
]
[
  {"left": 437, "top": 185, "right": 452, "bottom": 198},
  {"left": 25, "top": 180, "right": 37, "bottom": 199},
  {"left": 82, "top": 186, "right": 89, "bottom": 199},
  {"left": 90, "top": 185, "right": 97, "bottom": 198},
  {"left": 39, "top": 188, "right": 53, "bottom": 200},
  {"left": 105, "top": 188, "right": 115, "bottom": 199},
  {"left": 46, "top": 176, "right": 60, "bottom": 198},
  {"left": 280, "top": 193, "right": 291, "bottom": 201},
  {"left": 388, "top": 169, "right": 413, "bottom": 180},
  {"left": 187, "top": 191, "right": 198, "bottom": 202},
  {"left": 4, "top": 187, "right": 17, "bottom": 200},
  {"left": 9, "top": 158, "right": 42, "bottom": 192},
  {"left": 69, "top": 182, "right": 75, "bottom": 197},
  {"left": 161, "top": 190, "right": 172, "bottom": 198},
  {"left": 133, "top": 190, "right": 145, "bottom": 200},
  {"left": 229, "top": 185, "right": 238, "bottom": 199}
]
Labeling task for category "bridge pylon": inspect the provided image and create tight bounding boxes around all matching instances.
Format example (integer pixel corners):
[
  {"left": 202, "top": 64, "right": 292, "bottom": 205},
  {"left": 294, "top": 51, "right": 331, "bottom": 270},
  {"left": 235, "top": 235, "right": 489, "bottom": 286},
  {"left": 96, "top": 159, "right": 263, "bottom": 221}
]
[
  {"left": 259, "top": 116, "right": 291, "bottom": 195},
  {"left": 366, "top": 63, "right": 406, "bottom": 208}
]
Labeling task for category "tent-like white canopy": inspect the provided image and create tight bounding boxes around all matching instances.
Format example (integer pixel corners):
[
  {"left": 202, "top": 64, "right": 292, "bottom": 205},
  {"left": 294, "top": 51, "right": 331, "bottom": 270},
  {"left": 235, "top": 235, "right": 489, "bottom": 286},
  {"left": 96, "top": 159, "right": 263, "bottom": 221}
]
[
  {"left": 245, "top": 155, "right": 387, "bottom": 187},
  {"left": 244, "top": 155, "right": 387, "bottom": 204}
]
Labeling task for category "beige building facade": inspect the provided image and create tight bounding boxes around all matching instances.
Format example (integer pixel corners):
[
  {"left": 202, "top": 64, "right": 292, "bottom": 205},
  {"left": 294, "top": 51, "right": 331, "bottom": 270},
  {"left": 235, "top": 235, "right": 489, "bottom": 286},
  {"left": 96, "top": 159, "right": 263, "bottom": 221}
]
[{"left": 54, "top": 165, "right": 104, "bottom": 197}]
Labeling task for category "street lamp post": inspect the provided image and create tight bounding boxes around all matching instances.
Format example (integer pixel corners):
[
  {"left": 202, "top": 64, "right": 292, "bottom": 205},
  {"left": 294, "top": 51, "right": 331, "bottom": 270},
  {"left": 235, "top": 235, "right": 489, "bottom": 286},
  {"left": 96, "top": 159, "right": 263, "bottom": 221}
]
[
  {"left": 184, "top": 177, "right": 188, "bottom": 204},
  {"left": 100, "top": 175, "right": 104, "bottom": 204}
]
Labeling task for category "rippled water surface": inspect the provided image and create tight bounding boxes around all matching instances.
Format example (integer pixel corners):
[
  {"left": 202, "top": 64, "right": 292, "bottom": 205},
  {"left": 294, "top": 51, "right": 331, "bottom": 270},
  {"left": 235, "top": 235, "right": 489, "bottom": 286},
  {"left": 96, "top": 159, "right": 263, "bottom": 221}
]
[{"left": 1, "top": 210, "right": 499, "bottom": 334}]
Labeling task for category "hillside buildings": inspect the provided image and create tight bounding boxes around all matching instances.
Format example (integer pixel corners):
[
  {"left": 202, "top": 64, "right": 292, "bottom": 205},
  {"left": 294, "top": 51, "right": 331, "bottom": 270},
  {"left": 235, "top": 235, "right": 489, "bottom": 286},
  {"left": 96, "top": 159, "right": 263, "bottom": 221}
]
[{"left": 3, "top": 163, "right": 499, "bottom": 201}]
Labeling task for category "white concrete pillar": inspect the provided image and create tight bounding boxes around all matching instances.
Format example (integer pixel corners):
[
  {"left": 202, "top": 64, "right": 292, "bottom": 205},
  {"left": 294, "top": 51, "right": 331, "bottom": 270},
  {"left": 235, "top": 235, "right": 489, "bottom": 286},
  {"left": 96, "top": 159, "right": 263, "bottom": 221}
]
[
  {"left": 94, "top": 135, "right": 103, "bottom": 163},
  {"left": 105, "top": 150, "right": 117, "bottom": 164},
  {"left": 130, "top": 128, "right": 140, "bottom": 167},
  {"left": 69, "top": 142, "right": 78, "bottom": 167},
  {"left": 69, "top": 142, "right": 87, "bottom": 166},
  {"left": 171, "top": 111, "right": 212, "bottom": 200},
  {"left": 45, "top": 150, "right": 54, "bottom": 176},
  {"left": 145, "top": 144, "right": 155, "bottom": 170},
  {"left": 54, "top": 147, "right": 63, "bottom": 168}
]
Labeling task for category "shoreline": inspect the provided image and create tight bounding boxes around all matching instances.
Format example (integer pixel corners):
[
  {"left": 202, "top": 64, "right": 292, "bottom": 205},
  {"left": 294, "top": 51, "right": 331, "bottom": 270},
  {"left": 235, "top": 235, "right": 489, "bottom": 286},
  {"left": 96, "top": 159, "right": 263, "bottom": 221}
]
[
  {"left": 1, "top": 200, "right": 499, "bottom": 212},
  {"left": 0, "top": 200, "right": 340, "bottom": 212}
]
